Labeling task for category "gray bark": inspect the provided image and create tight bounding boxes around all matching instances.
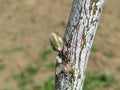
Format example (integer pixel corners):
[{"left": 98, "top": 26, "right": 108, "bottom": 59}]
[{"left": 55, "top": 0, "right": 104, "bottom": 90}]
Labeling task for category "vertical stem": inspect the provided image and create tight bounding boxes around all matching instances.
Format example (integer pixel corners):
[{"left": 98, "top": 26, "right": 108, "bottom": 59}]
[{"left": 55, "top": 0, "right": 104, "bottom": 90}]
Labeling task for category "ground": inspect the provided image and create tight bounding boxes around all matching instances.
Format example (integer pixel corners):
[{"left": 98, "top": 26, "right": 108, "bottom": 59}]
[{"left": 0, "top": 0, "right": 120, "bottom": 90}]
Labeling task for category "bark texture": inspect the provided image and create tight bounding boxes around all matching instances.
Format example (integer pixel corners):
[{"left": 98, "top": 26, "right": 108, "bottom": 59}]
[{"left": 55, "top": 0, "right": 104, "bottom": 90}]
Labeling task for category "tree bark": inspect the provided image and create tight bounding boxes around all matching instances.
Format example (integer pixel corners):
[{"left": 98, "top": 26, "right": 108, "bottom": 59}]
[{"left": 55, "top": 0, "right": 104, "bottom": 90}]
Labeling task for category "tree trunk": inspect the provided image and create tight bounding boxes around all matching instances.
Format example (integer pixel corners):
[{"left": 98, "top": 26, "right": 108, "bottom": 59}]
[{"left": 55, "top": 0, "right": 104, "bottom": 90}]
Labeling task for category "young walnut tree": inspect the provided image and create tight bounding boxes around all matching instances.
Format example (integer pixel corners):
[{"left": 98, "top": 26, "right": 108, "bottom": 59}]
[{"left": 49, "top": 0, "right": 104, "bottom": 90}]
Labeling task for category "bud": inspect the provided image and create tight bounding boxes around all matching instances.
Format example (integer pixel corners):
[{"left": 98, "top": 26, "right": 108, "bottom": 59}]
[{"left": 49, "top": 33, "right": 63, "bottom": 52}]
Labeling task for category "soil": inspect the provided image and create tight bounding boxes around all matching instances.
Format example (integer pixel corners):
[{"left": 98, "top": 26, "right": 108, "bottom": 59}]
[{"left": 0, "top": 0, "right": 120, "bottom": 90}]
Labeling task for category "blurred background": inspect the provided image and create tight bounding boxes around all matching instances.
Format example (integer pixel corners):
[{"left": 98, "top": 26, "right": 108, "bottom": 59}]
[{"left": 0, "top": 0, "right": 120, "bottom": 90}]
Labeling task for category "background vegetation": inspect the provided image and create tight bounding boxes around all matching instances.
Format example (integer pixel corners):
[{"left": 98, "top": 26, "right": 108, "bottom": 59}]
[{"left": 0, "top": 0, "right": 120, "bottom": 90}]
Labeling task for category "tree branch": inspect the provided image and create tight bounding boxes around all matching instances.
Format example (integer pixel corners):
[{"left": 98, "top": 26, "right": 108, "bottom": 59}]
[{"left": 54, "top": 0, "right": 104, "bottom": 90}]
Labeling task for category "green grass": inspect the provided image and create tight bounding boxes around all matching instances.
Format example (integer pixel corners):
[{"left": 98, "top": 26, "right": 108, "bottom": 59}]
[
  {"left": 0, "top": 63, "right": 5, "bottom": 70},
  {"left": 1, "top": 45, "right": 28, "bottom": 54},
  {"left": 8, "top": 69, "right": 119, "bottom": 90},
  {"left": 91, "top": 44, "right": 99, "bottom": 52},
  {"left": 25, "top": 64, "right": 40, "bottom": 75},
  {"left": 12, "top": 72, "right": 26, "bottom": 80},
  {"left": 11, "top": 33, "right": 18, "bottom": 41},
  {"left": 47, "top": 62, "right": 55, "bottom": 70},
  {"left": 11, "top": 70, "right": 55, "bottom": 90},
  {"left": 0, "top": 59, "right": 5, "bottom": 70},
  {"left": 116, "top": 66, "right": 120, "bottom": 72},
  {"left": 105, "top": 51, "right": 115, "bottom": 58},
  {"left": 10, "top": 63, "right": 40, "bottom": 90},
  {"left": 83, "top": 72, "right": 117, "bottom": 90},
  {"left": 40, "top": 49, "right": 52, "bottom": 61},
  {"left": 11, "top": 32, "right": 25, "bottom": 41},
  {"left": 11, "top": 72, "right": 34, "bottom": 88},
  {"left": 11, "top": 64, "right": 40, "bottom": 78},
  {"left": 36, "top": 76, "right": 55, "bottom": 90},
  {"left": 12, "top": 71, "right": 31, "bottom": 87},
  {"left": 3, "top": 87, "right": 13, "bottom": 90},
  {"left": 43, "top": 76, "right": 55, "bottom": 90}
]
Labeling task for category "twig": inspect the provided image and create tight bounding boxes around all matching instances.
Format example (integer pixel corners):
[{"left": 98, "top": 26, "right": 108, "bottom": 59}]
[{"left": 49, "top": 0, "right": 105, "bottom": 90}]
